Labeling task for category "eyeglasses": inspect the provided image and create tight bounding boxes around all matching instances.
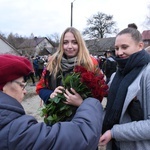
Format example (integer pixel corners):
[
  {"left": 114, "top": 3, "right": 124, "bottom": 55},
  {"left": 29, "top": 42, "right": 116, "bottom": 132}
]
[{"left": 13, "top": 81, "right": 27, "bottom": 90}]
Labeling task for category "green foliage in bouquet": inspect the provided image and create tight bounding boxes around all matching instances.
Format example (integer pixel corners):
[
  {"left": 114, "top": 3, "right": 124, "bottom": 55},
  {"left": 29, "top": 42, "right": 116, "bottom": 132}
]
[{"left": 41, "top": 66, "right": 108, "bottom": 125}]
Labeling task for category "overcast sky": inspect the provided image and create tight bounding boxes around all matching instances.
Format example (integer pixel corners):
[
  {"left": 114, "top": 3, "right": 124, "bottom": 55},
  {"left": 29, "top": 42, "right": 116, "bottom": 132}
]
[{"left": 0, "top": 0, "right": 149, "bottom": 38}]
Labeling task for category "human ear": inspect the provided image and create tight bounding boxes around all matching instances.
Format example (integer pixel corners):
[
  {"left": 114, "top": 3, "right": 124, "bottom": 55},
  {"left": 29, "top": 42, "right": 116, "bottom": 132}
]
[{"left": 138, "top": 42, "right": 144, "bottom": 50}]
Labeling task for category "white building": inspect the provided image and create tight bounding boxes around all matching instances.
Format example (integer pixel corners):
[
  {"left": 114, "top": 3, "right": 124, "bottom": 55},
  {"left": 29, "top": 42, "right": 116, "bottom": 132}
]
[{"left": 0, "top": 35, "right": 18, "bottom": 54}]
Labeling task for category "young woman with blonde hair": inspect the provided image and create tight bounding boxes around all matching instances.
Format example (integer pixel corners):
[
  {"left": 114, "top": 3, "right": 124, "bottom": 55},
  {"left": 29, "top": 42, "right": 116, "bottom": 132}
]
[{"left": 36, "top": 27, "right": 104, "bottom": 106}]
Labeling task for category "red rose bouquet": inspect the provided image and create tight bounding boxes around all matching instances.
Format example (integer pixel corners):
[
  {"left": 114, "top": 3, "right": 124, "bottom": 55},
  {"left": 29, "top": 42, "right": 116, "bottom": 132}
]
[{"left": 41, "top": 66, "right": 108, "bottom": 125}]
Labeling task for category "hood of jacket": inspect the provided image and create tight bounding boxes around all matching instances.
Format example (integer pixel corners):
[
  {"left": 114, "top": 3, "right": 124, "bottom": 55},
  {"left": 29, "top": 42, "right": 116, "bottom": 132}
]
[{"left": 0, "top": 91, "right": 25, "bottom": 129}]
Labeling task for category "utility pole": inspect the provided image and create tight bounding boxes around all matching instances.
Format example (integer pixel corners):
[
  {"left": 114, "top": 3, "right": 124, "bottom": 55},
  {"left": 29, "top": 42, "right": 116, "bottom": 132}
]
[{"left": 70, "top": 0, "right": 76, "bottom": 27}]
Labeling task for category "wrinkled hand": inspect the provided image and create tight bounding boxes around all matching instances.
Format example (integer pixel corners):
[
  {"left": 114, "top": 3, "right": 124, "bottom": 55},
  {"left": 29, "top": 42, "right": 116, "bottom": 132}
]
[
  {"left": 64, "top": 88, "right": 83, "bottom": 106},
  {"left": 50, "top": 86, "right": 65, "bottom": 99},
  {"left": 99, "top": 130, "right": 112, "bottom": 146}
]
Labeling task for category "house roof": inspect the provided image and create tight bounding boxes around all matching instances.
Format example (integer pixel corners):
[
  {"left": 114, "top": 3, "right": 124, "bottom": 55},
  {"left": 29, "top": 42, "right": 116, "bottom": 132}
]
[
  {"left": 18, "top": 37, "right": 55, "bottom": 49},
  {"left": 0, "top": 35, "right": 17, "bottom": 50},
  {"left": 39, "top": 47, "right": 56, "bottom": 55},
  {"left": 142, "top": 30, "right": 150, "bottom": 40},
  {"left": 0, "top": 35, "right": 19, "bottom": 54},
  {"left": 85, "top": 37, "right": 116, "bottom": 55},
  {"left": 18, "top": 37, "right": 45, "bottom": 49}
]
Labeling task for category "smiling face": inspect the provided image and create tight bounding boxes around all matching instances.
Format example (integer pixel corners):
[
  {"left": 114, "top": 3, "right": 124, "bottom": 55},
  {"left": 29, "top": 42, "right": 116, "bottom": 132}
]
[
  {"left": 115, "top": 33, "right": 144, "bottom": 59},
  {"left": 63, "top": 32, "right": 79, "bottom": 58}
]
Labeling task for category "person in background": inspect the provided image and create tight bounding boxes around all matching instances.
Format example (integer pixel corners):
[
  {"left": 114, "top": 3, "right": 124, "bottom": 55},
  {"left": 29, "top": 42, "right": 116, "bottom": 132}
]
[
  {"left": 99, "top": 28, "right": 150, "bottom": 150},
  {"left": 97, "top": 55, "right": 106, "bottom": 70},
  {"left": 36, "top": 27, "right": 105, "bottom": 106},
  {"left": 102, "top": 50, "right": 117, "bottom": 84},
  {"left": 0, "top": 54, "right": 103, "bottom": 150},
  {"left": 145, "top": 46, "right": 150, "bottom": 54},
  {"left": 32, "top": 56, "right": 40, "bottom": 80},
  {"left": 24, "top": 71, "right": 36, "bottom": 86},
  {"left": 37, "top": 56, "right": 45, "bottom": 78},
  {"left": 24, "top": 56, "right": 36, "bottom": 86}
]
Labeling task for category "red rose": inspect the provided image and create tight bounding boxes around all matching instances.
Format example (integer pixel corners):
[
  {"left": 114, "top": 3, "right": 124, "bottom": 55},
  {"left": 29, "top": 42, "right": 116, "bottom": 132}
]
[
  {"left": 74, "top": 66, "right": 87, "bottom": 74},
  {"left": 81, "top": 72, "right": 94, "bottom": 83}
]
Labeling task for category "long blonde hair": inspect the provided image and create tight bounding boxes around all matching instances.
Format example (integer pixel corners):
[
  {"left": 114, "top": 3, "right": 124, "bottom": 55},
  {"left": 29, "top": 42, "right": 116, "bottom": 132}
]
[{"left": 47, "top": 27, "right": 94, "bottom": 77}]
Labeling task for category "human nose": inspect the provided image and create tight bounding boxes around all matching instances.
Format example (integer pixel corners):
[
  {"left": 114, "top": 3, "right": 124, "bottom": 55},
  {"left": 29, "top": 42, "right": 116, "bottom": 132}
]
[
  {"left": 23, "top": 88, "right": 27, "bottom": 94},
  {"left": 68, "top": 42, "right": 73, "bottom": 48},
  {"left": 116, "top": 48, "right": 123, "bottom": 56}
]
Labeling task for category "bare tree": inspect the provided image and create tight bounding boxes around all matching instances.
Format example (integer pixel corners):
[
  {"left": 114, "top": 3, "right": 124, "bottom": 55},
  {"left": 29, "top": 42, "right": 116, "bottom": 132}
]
[
  {"left": 83, "top": 12, "right": 118, "bottom": 39},
  {"left": 47, "top": 32, "right": 60, "bottom": 47},
  {"left": 0, "top": 31, "right": 7, "bottom": 39},
  {"left": 7, "top": 33, "right": 26, "bottom": 48}
]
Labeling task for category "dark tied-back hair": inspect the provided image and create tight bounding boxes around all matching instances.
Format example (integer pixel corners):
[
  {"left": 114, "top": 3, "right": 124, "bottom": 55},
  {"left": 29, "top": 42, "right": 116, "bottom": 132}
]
[
  {"left": 128, "top": 23, "right": 138, "bottom": 29},
  {"left": 117, "top": 27, "right": 142, "bottom": 43}
]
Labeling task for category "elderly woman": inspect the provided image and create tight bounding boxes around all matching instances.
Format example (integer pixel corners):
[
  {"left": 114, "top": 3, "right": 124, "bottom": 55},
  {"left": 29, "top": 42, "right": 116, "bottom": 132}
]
[{"left": 0, "top": 54, "right": 103, "bottom": 150}]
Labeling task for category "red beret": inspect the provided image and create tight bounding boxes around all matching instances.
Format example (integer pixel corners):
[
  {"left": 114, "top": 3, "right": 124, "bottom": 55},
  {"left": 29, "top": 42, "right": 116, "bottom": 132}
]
[{"left": 0, "top": 54, "right": 32, "bottom": 90}]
